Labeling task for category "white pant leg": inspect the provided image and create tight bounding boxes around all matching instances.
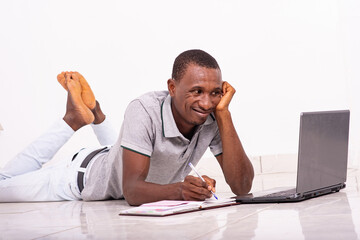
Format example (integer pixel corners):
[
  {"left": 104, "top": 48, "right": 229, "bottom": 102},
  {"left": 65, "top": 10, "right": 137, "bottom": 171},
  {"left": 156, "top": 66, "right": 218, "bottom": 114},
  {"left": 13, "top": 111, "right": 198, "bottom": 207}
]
[
  {"left": 0, "top": 147, "right": 102, "bottom": 202},
  {"left": 0, "top": 119, "right": 74, "bottom": 179},
  {"left": 90, "top": 117, "right": 117, "bottom": 146},
  {"left": 0, "top": 158, "right": 79, "bottom": 202}
]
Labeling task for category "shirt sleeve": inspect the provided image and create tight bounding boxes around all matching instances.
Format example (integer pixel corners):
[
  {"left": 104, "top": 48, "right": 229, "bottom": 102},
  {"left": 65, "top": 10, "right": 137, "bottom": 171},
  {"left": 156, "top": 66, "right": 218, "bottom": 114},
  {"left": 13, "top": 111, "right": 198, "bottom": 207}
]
[
  {"left": 209, "top": 125, "right": 223, "bottom": 157},
  {"left": 120, "top": 100, "right": 154, "bottom": 157}
]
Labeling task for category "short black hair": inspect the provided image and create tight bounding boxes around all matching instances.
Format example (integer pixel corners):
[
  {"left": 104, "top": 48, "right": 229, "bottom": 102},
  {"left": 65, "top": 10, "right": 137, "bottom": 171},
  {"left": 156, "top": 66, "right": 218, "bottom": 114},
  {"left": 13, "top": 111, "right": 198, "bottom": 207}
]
[{"left": 171, "top": 49, "right": 220, "bottom": 81}]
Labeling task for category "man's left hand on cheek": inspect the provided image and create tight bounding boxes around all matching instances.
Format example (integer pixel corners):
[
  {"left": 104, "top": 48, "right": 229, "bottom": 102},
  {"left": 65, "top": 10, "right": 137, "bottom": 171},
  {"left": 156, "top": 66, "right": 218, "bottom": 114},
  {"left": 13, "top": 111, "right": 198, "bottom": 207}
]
[{"left": 216, "top": 81, "right": 236, "bottom": 113}]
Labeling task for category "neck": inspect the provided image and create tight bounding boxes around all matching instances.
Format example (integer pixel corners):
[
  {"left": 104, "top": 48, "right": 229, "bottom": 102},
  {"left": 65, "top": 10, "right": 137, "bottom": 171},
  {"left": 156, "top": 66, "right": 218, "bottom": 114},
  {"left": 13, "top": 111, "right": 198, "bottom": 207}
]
[
  {"left": 183, "top": 127, "right": 196, "bottom": 140},
  {"left": 171, "top": 102, "right": 196, "bottom": 140},
  {"left": 174, "top": 116, "right": 196, "bottom": 140}
]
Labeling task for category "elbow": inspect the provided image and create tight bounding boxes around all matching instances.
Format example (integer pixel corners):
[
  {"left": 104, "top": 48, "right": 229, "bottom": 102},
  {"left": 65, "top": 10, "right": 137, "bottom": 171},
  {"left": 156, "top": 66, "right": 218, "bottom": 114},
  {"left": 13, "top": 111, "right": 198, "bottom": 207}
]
[
  {"left": 123, "top": 184, "right": 142, "bottom": 206},
  {"left": 124, "top": 196, "right": 140, "bottom": 206},
  {"left": 227, "top": 172, "right": 254, "bottom": 196},
  {"left": 232, "top": 181, "right": 253, "bottom": 196},
  {"left": 123, "top": 193, "right": 141, "bottom": 206}
]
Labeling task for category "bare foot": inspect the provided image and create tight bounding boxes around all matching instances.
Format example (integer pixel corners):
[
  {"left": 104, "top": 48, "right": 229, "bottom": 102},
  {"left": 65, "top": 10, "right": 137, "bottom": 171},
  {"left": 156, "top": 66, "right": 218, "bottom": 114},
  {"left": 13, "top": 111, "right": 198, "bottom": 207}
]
[
  {"left": 57, "top": 72, "right": 67, "bottom": 90},
  {"left": 57, "top": 71, "right": 96, "bottom": 110},
  {"left": 75, "top": 72, "right": 96, "bottom": 110},
  {"left": 63, "top": 73, "right": 94, "bottom": 131}
]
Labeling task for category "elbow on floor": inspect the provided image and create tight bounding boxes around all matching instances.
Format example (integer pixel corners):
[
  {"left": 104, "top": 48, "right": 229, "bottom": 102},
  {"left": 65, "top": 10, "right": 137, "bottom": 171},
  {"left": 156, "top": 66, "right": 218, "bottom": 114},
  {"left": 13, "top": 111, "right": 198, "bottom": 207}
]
[{"left": 228, "top": 177, "right": 254, "bottom": 196}]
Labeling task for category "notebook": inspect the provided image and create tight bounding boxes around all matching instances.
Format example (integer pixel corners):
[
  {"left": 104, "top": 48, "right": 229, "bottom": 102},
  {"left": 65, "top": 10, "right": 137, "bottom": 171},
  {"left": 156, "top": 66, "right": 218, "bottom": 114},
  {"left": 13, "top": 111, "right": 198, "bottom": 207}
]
[
  {"left": 119, "top": 198, "right": 238, "bottom": 216},
  {"left": 236, "top": 110, "right": 350, "bottom": 203}
]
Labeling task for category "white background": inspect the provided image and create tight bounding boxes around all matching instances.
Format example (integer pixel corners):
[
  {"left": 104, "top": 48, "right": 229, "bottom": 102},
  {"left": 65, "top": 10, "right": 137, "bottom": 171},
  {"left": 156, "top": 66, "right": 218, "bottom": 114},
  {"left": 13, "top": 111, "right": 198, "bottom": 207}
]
[{"left": 0, "top": 0, "right": 359, "bottom": 168}]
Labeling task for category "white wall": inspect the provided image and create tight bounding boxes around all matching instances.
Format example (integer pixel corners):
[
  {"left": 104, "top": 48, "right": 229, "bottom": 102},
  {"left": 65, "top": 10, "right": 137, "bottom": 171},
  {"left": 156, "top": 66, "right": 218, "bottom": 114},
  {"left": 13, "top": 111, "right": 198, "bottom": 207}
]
[{"left": 0, "top": 0, "right": 359, "bottom": 168}]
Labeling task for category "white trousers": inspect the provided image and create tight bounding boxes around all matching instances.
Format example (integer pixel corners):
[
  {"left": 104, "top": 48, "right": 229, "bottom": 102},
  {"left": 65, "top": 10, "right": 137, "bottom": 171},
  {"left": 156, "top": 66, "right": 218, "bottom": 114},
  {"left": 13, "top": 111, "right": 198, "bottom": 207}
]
[{"left": 0, "top": 119, "right": 117, "bottom": 202}]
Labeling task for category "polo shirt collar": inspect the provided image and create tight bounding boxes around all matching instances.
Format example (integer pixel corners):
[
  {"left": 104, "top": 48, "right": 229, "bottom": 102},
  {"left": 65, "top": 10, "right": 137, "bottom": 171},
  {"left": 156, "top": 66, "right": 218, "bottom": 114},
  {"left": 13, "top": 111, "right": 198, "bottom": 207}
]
[{"left": 161, "top": 94, "right": 216, "bottom": 138}]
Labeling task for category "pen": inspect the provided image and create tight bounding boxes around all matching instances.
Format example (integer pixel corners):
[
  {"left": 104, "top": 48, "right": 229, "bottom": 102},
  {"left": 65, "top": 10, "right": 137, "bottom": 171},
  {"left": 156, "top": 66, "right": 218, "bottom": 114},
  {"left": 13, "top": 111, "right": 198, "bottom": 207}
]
[{"left": 188, "top": 162, "right": 218, "bottom": 200}]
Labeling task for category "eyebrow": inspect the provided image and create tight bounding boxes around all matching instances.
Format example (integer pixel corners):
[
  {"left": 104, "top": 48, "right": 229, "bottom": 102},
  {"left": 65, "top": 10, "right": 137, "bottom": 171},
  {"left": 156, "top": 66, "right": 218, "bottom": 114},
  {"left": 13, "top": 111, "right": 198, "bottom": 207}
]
[{"left": 190, "top": 86, "right": 222, "bottom": 92}]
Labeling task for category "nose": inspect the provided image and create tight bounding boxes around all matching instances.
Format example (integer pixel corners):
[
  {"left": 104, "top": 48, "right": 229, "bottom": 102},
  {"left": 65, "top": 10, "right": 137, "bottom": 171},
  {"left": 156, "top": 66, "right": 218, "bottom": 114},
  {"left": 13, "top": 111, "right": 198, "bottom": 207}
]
[{"left": 198, "top": 94, "right": 214, "bottom": 111}]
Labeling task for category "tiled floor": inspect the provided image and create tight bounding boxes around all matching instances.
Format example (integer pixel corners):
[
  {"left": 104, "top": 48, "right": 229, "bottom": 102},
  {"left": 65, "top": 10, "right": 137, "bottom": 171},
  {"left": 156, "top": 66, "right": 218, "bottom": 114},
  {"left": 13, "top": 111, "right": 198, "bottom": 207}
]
[{"left": 1, "top": 165, "right": 359, "bottom": 239}]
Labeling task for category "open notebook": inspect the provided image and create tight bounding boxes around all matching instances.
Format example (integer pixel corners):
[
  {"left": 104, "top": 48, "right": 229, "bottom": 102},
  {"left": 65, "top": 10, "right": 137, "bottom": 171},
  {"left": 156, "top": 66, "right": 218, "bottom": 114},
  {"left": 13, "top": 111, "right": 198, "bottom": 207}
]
[{"left": 119, "top": 198, "right": 237, "bottom": 216}]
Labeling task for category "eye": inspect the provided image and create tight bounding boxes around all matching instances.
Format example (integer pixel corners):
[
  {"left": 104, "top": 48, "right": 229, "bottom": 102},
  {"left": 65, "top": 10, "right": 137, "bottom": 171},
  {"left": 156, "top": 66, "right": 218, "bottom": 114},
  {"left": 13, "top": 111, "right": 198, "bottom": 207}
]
[
  {"left": 192, "top": 89, "right": 202, "bottom": 95},
  {"left": 211, "top": 90, "right": 222, "bottom": 96}
]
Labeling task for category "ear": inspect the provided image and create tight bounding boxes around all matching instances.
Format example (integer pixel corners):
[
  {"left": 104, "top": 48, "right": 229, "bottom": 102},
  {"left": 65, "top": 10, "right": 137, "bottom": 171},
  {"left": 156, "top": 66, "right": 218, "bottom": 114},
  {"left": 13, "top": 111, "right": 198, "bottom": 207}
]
[{"left": 167, "top": 78, "right": 176, "bottom": 97}]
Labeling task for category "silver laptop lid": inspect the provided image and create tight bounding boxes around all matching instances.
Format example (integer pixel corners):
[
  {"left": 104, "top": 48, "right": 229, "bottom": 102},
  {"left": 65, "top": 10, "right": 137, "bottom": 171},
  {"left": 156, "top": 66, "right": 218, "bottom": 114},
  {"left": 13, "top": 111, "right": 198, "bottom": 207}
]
[{"left": 296, "top": 110, "right": 350, "bottom": 194}]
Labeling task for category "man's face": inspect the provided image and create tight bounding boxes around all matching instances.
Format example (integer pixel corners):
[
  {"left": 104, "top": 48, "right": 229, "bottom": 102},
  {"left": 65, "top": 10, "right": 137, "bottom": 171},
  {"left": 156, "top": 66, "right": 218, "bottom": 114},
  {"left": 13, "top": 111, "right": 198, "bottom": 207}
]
[{"left": 168, "top": 64, "right": 223, "bottom": 134}]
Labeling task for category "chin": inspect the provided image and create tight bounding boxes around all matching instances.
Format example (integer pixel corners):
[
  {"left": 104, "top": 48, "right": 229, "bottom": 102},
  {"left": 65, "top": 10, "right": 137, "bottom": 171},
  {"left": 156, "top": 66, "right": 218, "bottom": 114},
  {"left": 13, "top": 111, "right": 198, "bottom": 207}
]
[
  {"left": 187, "top": 111, "right": 209, "bottom": 126},
  {"left": 190, "top": 118, "right": 207, "bottom": 126}
]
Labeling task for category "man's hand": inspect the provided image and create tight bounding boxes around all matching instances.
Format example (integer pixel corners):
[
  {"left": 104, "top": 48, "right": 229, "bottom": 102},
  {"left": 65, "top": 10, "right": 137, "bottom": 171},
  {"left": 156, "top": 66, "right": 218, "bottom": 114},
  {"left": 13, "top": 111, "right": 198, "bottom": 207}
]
[
  {"left": 202, "top": 175, "right": 216, "bottom": 193},
  {"left": 215, "top": 81, "right": 236, "bottom": 113},
  {"left": 180, "top": 175, "right": 216, "bottom": 201}
]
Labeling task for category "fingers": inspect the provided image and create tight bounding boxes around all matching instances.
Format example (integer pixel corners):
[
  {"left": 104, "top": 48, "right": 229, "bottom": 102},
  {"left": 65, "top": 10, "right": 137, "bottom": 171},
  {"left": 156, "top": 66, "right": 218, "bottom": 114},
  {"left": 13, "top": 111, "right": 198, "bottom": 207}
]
[
  {"left": 202, "top": 175, "right": 216, "bottom": 193},
  {"left": 185, "top": 175, "right": 207, "bottom": 187},
  {"left": 222, "top": 81, "right": 236, "bottom": 96},
  {"left": 181, "top": 176, "right": 213, "bottom": 201},
  {"left": 216, "top": 81, "right": 236, "bottom": 112}
]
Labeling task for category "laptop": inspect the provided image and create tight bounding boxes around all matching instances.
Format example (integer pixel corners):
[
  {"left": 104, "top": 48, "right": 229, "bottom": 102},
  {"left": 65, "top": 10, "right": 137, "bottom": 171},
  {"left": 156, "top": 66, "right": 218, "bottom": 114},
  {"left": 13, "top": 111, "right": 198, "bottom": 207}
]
[{"left": 236, "top": 110, "right": 350, "bottom": 203}]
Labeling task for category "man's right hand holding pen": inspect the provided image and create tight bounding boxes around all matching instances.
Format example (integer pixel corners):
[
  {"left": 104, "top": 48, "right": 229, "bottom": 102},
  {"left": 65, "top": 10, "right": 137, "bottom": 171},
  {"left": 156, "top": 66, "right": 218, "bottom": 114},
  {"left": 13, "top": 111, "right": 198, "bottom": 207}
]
[{"left": 179, "top": 163, "right": 218, "bottom": 201}]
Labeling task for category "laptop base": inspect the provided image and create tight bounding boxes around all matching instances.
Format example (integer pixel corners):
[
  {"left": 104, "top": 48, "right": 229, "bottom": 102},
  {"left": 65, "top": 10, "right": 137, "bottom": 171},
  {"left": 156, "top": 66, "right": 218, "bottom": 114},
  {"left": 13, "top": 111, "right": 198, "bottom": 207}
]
[{"left": 235, "top": 183, "right": 346, "bottom": 204}]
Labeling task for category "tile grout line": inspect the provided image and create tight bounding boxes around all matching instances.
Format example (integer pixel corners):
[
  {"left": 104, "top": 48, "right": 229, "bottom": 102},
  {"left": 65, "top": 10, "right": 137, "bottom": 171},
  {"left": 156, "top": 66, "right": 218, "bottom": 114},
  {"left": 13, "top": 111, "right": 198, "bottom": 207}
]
[{"left": 31, "top": 226, "right": 81, "bottom": 240}]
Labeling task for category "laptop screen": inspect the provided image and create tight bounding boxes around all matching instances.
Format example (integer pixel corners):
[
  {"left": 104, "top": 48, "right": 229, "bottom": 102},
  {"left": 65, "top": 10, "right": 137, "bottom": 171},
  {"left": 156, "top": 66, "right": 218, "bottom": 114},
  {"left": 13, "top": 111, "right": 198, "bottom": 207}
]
[{"left": 296, "top": 110, "right": 350, "bottom": 194}]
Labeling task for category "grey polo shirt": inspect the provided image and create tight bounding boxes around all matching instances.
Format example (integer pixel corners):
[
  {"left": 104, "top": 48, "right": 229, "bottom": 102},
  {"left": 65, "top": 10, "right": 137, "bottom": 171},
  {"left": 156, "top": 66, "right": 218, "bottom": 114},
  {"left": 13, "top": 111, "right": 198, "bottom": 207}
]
[{"left": 81, "top": 91, "right": 223, "bottom": 201}]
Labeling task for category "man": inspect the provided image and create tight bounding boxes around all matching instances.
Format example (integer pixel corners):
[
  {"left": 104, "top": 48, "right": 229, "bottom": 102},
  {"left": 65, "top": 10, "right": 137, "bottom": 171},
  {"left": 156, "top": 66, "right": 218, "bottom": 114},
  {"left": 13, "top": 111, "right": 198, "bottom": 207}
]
[{"left": 0, "top": 49, "right": 254, "bottom": 205}]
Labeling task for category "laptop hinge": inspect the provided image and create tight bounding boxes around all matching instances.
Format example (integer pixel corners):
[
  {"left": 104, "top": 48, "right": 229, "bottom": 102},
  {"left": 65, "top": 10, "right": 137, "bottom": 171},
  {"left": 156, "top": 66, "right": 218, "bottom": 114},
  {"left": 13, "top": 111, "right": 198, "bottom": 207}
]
[{"left": 300, "top": 183, "right": 346, "bottom": 199}]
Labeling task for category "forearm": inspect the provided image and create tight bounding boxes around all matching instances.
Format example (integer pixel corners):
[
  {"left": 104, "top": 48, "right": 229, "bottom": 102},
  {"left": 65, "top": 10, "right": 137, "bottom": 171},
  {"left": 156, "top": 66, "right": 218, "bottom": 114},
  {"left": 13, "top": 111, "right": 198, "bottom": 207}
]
[
  {"left": 123, "top": 180, "right": 182, "bottom": 206},
  {"left": 215, "top": 110, "right": 254, "bottom": 195}
]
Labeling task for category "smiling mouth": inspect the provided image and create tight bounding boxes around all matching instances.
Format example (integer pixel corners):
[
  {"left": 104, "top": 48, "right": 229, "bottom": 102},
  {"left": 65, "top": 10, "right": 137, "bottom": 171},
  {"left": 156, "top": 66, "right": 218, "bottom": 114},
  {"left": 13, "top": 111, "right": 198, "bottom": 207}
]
[{"left": 192, "top": 108, "right": 213, "bottom": 117}]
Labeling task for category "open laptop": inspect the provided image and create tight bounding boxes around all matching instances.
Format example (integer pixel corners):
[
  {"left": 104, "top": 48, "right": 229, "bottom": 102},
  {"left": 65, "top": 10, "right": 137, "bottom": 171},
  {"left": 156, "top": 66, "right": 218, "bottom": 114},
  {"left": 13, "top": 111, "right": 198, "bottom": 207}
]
[{"left": 236, "top": 110, "right": 350, "bottom": 203}]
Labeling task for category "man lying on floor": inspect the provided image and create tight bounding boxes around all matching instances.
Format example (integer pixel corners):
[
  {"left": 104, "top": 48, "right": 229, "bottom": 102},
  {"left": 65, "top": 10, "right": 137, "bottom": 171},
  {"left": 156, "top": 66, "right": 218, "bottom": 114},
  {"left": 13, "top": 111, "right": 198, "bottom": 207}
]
[{"left": 0, "top": 49, "right": 254, "bottom": 206}]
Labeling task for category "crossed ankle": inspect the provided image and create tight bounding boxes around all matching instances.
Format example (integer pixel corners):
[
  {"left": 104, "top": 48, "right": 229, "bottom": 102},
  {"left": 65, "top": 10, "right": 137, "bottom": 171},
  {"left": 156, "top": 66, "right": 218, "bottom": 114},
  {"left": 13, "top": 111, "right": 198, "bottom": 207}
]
[{"left": 92, "top": 101, "right": 106, "bottom": 124}]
